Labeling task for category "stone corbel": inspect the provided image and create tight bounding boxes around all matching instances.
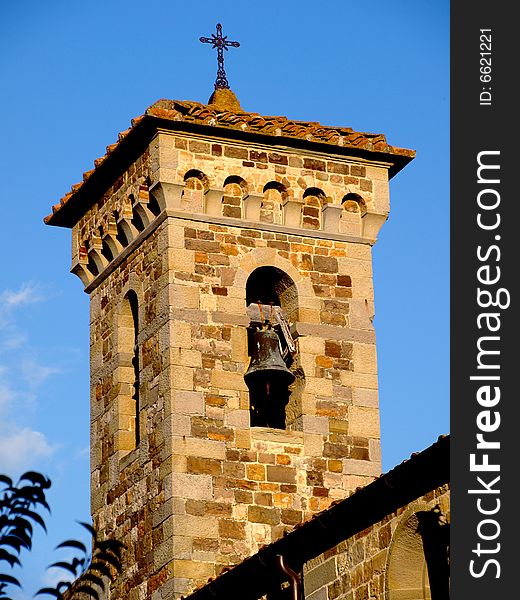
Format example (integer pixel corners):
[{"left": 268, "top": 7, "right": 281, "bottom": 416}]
[
  {"left": 243, "top": 193, "right": 263, "bottom": 221},
  {"left": 103, "top": 219, "right": 123, "bottom": 258},
  {"left": 88, "top": 234, "right": 108, "bottom": 273},
  {"left": 361, "top": 212, "right": 388, "bottom": 242},
  {"left": 132, "top": 189, "right": 153, "bottom": 228},
  {"left": 283, "top": 197, "right": 304, "bottom": 228},
  {"left": 149, "top": 181, "right": 184, "bottom": 211},
  {"left": 71, "top": 247, "right": 93, "bottom": 287},
  {"left": 204, "top": 188, "right": 224, "bottom": 216},
  {"left": 322, "top": 203, "right": 343, "bottom": 233}
]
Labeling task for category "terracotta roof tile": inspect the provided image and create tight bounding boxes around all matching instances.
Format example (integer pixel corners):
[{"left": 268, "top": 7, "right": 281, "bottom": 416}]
[{"left": 45, "top": 98, "right": 415, "bottom": 226}]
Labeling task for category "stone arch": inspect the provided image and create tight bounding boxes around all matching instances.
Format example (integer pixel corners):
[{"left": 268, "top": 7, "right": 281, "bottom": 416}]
[
  {"left": 129, "top": 194, "right": 146, "bottom": 233},
  {"left": 102, "top": 213, "right": 123, "bottom": 259},
  {"left": 341, "top": 192, "right": 367, "bottom": 216},
  {"left": 97, "top": 224, "right": 117, "bottom": 263},
  {"left": 83, "top": 239, "right": 100, "bottom": 278},
  {"left": 222, "top": 175, "right": 248, "bottom": 219},
  {"left": 302, "top": 187, "right": 326, "bottom": 230},
  {"left": 261, "top": 181, "right": 287, "bottom": 224},
  {"left": 235, "top": 248, "right": 315, "bottom": 313},
  {"left": 183, "top": 168, "right": 210, "bottom": 190},
  {"left": 246, "top": 266, "right": 299, "bottom": 322},
  {"left": 386, "top": 504, "right": 436, "bottom": 600}
]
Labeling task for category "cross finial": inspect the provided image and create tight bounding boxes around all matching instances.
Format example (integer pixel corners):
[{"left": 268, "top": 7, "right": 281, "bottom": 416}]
[{"left": 200, "top": 23, "right": 240, "bottom": 90}]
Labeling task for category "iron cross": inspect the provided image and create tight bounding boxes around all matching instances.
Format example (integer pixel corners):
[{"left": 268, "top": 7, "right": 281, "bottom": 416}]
[{"left": 200, "top": 23, "right": 240, "bottom": 90}]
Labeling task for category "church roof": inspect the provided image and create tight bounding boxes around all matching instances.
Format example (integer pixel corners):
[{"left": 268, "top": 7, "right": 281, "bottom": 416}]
[
  {"left": 183, "top": 434, "right": 449, "bottom": 600},
  {"left": 45, "top": 97, "right": 415, "bottom": 227}
]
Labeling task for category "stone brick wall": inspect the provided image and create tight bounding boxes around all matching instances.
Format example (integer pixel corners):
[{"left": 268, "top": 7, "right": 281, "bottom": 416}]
[
  {"left": 302, "top": 485, "right": 450, "bottom": 600},
  {"left": 73, "top": 129, "right": 395, "bottom": 598}
]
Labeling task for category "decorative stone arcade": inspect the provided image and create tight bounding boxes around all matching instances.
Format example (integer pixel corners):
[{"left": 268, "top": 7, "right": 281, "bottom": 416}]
[{"left": 45, "top": 88, "right": 414, "bottom": 599}]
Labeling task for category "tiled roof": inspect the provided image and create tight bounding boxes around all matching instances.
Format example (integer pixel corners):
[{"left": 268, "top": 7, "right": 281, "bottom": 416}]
[{"left": 44, "top": 98, "right": 415, "bottom": 227}]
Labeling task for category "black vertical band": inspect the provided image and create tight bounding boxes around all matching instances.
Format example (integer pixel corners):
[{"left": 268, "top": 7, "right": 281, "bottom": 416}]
[{"left": 451, "top": 1, "right": 516, "bottom": 597}]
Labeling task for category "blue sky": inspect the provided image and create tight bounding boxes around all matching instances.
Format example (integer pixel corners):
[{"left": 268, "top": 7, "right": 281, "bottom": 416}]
[{"left": 0, "top": 1, "right": 449, "bottom": 595}]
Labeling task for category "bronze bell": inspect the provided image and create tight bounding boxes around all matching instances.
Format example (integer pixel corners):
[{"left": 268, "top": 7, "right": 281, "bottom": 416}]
[{"left": 244, "top": 327, "right": 295, "bottom": 389}]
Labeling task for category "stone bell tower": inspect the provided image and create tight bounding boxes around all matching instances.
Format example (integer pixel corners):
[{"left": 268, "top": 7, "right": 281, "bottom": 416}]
[{"left": 45, "top": 83, "right": 414, "bottom": 597}]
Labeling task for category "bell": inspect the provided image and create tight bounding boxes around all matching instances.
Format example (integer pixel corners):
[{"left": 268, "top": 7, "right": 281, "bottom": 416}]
[{"left": 244, "top": 327, "right": 295, "bottom": 389}]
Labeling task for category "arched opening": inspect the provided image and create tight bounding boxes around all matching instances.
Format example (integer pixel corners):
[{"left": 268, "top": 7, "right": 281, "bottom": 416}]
[
  {"left": 302, "top": 187, "right": 326, "bottom": 230},
  {"left": 261, "top": 182, "right": 286, "bottom": 224},
  {"left": 130, "top": 194, "right": 146, "bottom": 233},
  {"left": 340, "top": 193, "right": 366, "bottom": 235},
  {"left": 119, "top": 291, "right": 140, "bottom": 448},
  {"left": 183, "top": 169, "right": 209, "bottom": 213},
  {"left": 84, "top": 240, "right": 99, "bottom": 277},
  {"left": 113, "top": 211, "right": 129, "bottom": 248},
  {"left": 245, "top": 267, "right": 303, "bottom": 430},
  {"left": 222, "top": 175, "right": 247, "bottom": 218},
  {"left": 246, "top": 266, "right": 298, "bottom": 322},
  {"left": 341, "top": 192, "right": 367, "bottom": 216},
  {"left": 99, "top": 226, "right": 114, "bottom": 263}
]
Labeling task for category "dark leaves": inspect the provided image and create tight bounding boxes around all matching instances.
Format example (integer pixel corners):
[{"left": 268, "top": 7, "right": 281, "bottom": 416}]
[
  {"left": 1, "top": 471, "right": 123, "bottom": 598},
  {"left": 55, "top": 540, "right": 87, "bottom": 553},
  {"left": 0, "top": 574, "right": 21, "bottom": 587},
  {"left": 39, "top": 521, "right": 124, "bottom": 598}
]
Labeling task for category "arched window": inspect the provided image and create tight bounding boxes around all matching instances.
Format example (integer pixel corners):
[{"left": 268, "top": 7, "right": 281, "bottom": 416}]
[
  {"left": 386, "top": 507, "right": 450, "bottom": 600},
  {"left": 119, "top": 291, "right": 140, "bottom": 447}
]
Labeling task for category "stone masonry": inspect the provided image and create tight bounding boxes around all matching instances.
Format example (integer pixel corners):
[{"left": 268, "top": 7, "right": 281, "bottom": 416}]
[
  {"left": 46, "top": 91, "right": 415, "bottom": 599},
  {"left": 302, "top": 485, "right": 450, "bottom": 600}
]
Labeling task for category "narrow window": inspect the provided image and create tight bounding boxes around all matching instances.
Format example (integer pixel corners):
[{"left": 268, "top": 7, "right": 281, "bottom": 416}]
[{"left": 120, "top": 291, "right": 140, "bottom": 447}]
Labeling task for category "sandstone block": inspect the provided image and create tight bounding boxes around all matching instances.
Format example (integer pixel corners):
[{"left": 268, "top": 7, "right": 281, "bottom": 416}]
[
  {"left": 173, "top": 390, "right": 204, "bottom": 415},
  {"left": 170, "top": 514, "right": 219, "bottom": 538},
  {"left": 248, "top": 505, "right": 281, "bottom": 525},
  {"left": 219, "top": 519, "right": 246, "bottom": 540},
  {"left": 246, "top": 463, "right": 266, "bottom": 481},
  {"left": 342, "top": 459, "right": 382, "bottom": 477},
  {"left": 267, "top": 465, "right": 296, "bottom": 484},
  {"left": 353, "top": 343, "right": 378, "bottom": 374},
  {"left": 352, "top": 388, "right": 379, "bottom": 408},
  {"left": 172, "top": 437, "right": 226, "bottom": 460},
  {"left": 302, "top": 415, "right": 329, "bottom": 435},
  {"left": 348, "top": 406, "right": 380, "bottom": 438},
  {"left": 211, "top": 370, "right": 248, "bottom": 391},
  {"left": 171, "top": 559, "right": 215, "bottom": 580},
  {"left": 171, "top": 473, "right": 213, "bottom": 500}
]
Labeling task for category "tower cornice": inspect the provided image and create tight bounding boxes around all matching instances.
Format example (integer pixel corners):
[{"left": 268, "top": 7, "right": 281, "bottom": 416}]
[{"left": 44, "top": 99, "right": 414, "bottom": 228}]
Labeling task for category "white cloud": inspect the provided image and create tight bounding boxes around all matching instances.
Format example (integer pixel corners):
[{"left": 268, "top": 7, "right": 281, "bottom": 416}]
[
  {"left": 0, "top": 332, "right": 27, "bottom": 350},
  {"left": 0, "top": 427, "right": 55, "bottom": 473},
  {"left": 0, "top": 380, "right": 15, "bottom": 412},
  {"left": 21, "top": 359, "right": 61, "bottom": 389},
  {"left": 0, "top": 283, "right": 43, "bottom": 311}
]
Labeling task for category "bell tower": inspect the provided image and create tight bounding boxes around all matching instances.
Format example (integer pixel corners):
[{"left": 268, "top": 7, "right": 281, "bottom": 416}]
[{"left": 46, "top": 85, "right": 414, "bottom": 597}]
